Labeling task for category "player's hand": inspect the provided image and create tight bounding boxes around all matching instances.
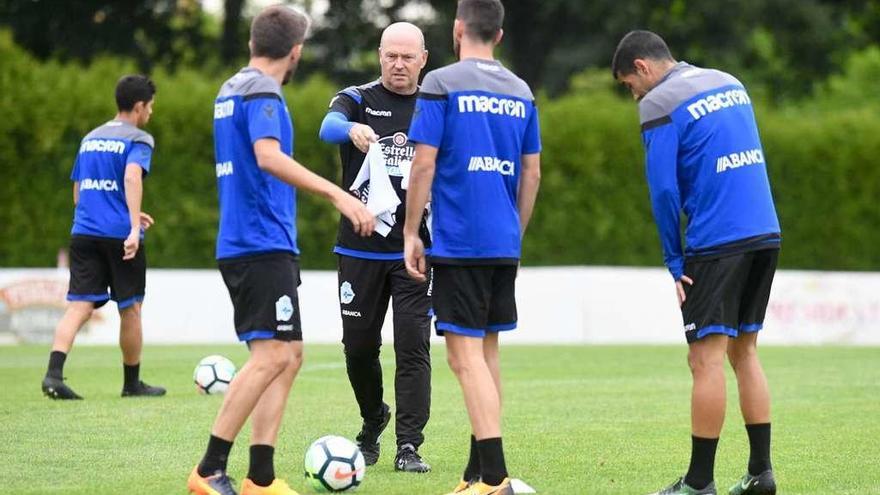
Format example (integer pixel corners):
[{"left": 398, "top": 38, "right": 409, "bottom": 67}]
[
  {"left": 139, "top": 212, "right": 155, "bottom": 231},
  {"left": 676, "top": 275, "right": 694, "bottom": 307},
  {"left": 333, "top": 191, "right": 375, "bottom": 237},
  {"left": 123, "top": 230, "right": 140, "bottom": 260},
  {"left": 349, "top": 123, "right": 379, "bottom": 153},
  {"left": 404, "top": 234, "right": 427, "bottom": 282}
]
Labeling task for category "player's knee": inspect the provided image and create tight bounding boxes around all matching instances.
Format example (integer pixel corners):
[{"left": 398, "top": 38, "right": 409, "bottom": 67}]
[
  {"left": 120, "top": 303, "right": 141, "bottom": 319},
  {"left": 688, "top": 347, "right": 725, "bottom": 375},
  {"left": 446, "top": 351, "right": 474, "bottom": 376},
  {"left": 727, "top": 342, "right": 758, "bottom": 370},
  {"left": 343, "top": 334, "right": 381, "bottom": 359}
]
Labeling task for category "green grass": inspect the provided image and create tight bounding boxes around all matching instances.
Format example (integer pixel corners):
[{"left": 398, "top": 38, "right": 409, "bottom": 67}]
[{"left": 1, "top": 344, "right": 879, "bottom": 494}]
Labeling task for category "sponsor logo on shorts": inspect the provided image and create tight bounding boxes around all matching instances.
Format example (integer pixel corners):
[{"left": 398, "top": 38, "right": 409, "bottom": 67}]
[
  {"left": 684, "top": 322, "right": 697, "bottom": 332},
  {"left": 275, "top": 295, "right": 294, "bottom": 321},
  {"left": 342, "top": 309, "right": 362, "bottom": 318},
  {"left": 277, "top": 324, "right": 294, "bottom": 332},
  {"left": 340, "top": 281, "right": 355, "bottom": 305}
]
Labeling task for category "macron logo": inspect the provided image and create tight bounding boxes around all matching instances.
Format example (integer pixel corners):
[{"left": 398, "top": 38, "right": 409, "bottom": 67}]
[
  {"left": 366, "top": 107, "right": 392, "bottom": 117},
  {"left": 79, "top": 139, "right": 125, "bottom": 154},
  {"left": 214, "top": 100, "right": 235, "bottom": 119},
  {"left": 458, "top": 95, "right": 526, "bottom": 119},
  {"left": 686, "top": 89, "right": 751, "bottom": 120},
  {"left": 80, "top": 179, "right": 119, "bottom": 192},
  {"left": 468, "top": 156, "right": 515, "bottom": 176}
]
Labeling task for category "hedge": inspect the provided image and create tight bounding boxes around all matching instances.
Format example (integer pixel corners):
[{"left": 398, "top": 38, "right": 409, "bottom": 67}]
[{"left": 1, "top": 33, "right": 878, "bottom": 271}]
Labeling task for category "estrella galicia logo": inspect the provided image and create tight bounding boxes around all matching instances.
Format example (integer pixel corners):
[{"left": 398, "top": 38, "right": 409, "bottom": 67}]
[
  {"left": 275, "top": 295, "right": 294, "bottom": 321},
  {"left": 377, "top": 132, "right": 415, "bottom": 177},
  {"left": 340, "top": 281, "right": 355, "bottom": 305}
]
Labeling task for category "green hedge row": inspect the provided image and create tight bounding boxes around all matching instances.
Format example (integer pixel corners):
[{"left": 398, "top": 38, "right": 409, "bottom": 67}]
[{"left": 1, "top": 33, "right": 878, "bottom": 270}]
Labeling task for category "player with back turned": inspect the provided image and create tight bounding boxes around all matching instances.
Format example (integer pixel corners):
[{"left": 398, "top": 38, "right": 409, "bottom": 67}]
[
  {"left": 404, "top": 1, "right": 542, "bottom": 494},
  {"left": 187, "top": 6, "right": 374, "bottom": 495},
  {"left": 612, "top": 30, "right": 780, "bottom": 495}
]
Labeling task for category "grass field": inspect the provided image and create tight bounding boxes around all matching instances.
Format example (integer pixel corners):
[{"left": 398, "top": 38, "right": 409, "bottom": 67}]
[{"left": 1, "top": 344, "right": 878, "bottom": 494}]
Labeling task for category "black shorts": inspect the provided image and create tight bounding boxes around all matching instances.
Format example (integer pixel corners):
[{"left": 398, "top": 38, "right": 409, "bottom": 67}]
[
  {"left": 681, "top": 248, "right": 779, "bottom": 344},
  {"left": 432, "top": 264, "right": 517, "bottom": 338},
  {"left": 67, "top": 235, "right": 145, "bottom": 309},
  {"left": 218, "top": 252, "right": 302, "bottom": 342},
  {"left": 337, "top": 255, "right": 431, "bottom": 339}
]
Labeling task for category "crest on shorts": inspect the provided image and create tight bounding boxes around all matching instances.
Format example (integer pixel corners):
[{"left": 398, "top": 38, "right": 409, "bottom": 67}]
[
  {"left": 275, "top": 295, "right": 294, "bottom": 321},
  {"left": 340, "top": 281, "right": 355, "bottom": 305}
]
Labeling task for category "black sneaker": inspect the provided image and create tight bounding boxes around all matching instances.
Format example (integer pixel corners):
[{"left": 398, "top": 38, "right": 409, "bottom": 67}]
[
  {"left": 356, "top": 403, "right": 391, "bottom": 466},
  {"left": 649, "top": 477, "right": 717, "bottom": 495},
  {"left": 41, "top": 376, "right": 83, "bottom": 400},
  {"left": 728, "top": 470, "right": 776, "bottom": 495},
  {"left": 394, "top": 443, "right": 431, "bottom": 473},
  {"left": 121, "top": 380, "right": 166, "bottom": 397}
]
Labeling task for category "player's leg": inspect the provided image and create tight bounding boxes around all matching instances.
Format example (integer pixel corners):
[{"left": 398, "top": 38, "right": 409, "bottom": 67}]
[
  {"left": 110, "top": 240, "right": 163, "bottom": 396},
  {"left": 339, "top": 256, "right": 392, "bottom": 466},
  {"left": 728, "top": 249, "right": 779, "bottom": 495},
  {"left": 240, "top": 340, "right": 303, "bottom": 493},
  {"left": 389, "top": 261, "right": 432, "bottom": 472},
  {"left": 190, "top": 253, "right": 301, "bottom": 495},
  {"left": 653, "top": 254, "right": 749, "bottom": 495},
  {"left": 43, "top": 236, "right": 110, "bottom": 400}
]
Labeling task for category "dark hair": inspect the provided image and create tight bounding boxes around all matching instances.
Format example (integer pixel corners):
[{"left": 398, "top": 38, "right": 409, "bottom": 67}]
[
  {"left": 250, "top": 5, "right": 310, "bottom": 59},
  {"left": 456, "top": 0, "right": 504, "bottom": 43},
  {"left": 611, "top": 30, "right": 674, "bottom": 78},
  {"left": 115, "top": 75, "right": 155, "bottom": 112}
]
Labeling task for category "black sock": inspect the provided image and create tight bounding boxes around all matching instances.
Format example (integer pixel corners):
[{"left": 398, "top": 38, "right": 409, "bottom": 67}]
[
  {"left": 123, "top": 363, "right": 140, "bottom": 389},
  {"left": 477, "top": 437, "right": 508, "bottom": 486},
  {"left": 746, "top": 423, "right": 772, "bottom": 475},
  {"left": 462, "top": 435, "right": 480, "bottom": 481},
  {"left": 47, "top": 351, "right": 67, "bottom": 379},
  {"left": 684, "top": 435, "right": 719, "bottom": 490},
  {"left": 248, "top": 444, "right": 275, "bottom": 487},
  {"left": 198, "top": 435, "right": 234, "bottom": 477}
]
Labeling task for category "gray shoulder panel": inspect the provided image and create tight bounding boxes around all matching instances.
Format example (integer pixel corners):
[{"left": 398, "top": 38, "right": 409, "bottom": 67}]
[
  {"left": 638, "top": 63, "right": 743, "bottom": 124},
  {"left": 84, "top": 121, "right": 154, "bottom": 147},
  {"left": 217, "top": 67, "right": 282, "bottom": 99},
  {"left": 420, "top": 60, "right": 534, "bottom": 101}
]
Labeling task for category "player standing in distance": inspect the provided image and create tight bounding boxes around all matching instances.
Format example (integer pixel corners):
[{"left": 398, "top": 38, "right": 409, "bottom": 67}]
[
  {"left": 404, "top": 1, "right": 541, "bottom": 494},
  {"left": 612, "top": 31, "right": 780, "bottom": 495},
  {"left": 318, "top": 22, "right": 432, "bottom": 473},
  {"left": 41, "top": 75, "right": 165, "bottom": 400},
  {"left": 187, "top": 6, "right": 374, "bottom": 495}
]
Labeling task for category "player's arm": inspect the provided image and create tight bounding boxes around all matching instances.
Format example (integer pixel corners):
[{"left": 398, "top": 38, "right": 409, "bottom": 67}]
[
  {"left": 73, "top": 182, "right": 79, "bottom": 205},
  {"left": 518, "top": 153, "right": 541, "bottom": 235},
  {"left": 403, "top": 143, "right": 437, "bottom": 281},
  {"left": 253, "top": 138, "right": 374, "bottom": 236},
  {"left": 318, "top": 91, "right": 377, "bottom": 152},
  {"left": 123, "top": 163, "right": 144, "bottom": 260},
  {"left": 643, "top": 122, "right": 692, "bottom": 304}
]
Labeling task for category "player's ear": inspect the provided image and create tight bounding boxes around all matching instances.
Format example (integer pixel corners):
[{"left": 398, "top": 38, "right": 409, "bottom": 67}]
[
  {"left": 633, "top": 58, "right": 650, "bottom": 76},
  {"left": 494, "top": 28, "right": 504, "bottom": 46},
  {"left": 453, "top": 19, "right": 464, "bottom": 40},
  {"left": 290, "top": 44, "right": 303, "bottom": 62},
  {"left": 420, "top": 49, "right": 428, "bottom": 69}
]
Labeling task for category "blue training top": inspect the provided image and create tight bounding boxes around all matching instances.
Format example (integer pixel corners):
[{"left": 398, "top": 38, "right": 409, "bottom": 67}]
[
  {"left": 213, "top": 67, "right": 298, "bottom": 260},
  {"left": 409, "top": 58, "right": 541, "bottom": 264},
  {"left": 70, "top": 120, "right": 154, "bottom": 239},
  {"left": 639, "top": 62, "right": 781, "bottom": 279}
]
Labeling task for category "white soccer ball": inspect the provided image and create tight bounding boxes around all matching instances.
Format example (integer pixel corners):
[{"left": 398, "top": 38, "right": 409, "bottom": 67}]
[
  {"left": 193, "top": 355, "right": 236, "bottom": 395},
  {"left": 304, "top": 435, "right": 366, "bottom": 492}
]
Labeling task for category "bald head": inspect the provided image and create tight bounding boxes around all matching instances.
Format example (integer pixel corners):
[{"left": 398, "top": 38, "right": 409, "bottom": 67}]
[
  {"left": 380, "top": 22, "right": 425, "bottom": 51},
  {"left": 378, "top": 22, "right": 428, "bottom": 95}
]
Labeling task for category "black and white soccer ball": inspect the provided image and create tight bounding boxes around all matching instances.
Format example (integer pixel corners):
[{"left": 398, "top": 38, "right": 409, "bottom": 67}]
[
  {"left": 193, "top": 355, "right": 236, "bottom": 395},
  {"left": 304, "top": 435, "right": 366, "bottom": 492}
]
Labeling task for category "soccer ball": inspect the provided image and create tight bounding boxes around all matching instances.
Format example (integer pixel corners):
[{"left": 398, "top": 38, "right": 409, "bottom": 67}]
[
  {"left": 193, "top": 355, "right": 236, "bottom": 395},
  {"left": 304, "top": 435, "right": 366, "bottom": 492}
]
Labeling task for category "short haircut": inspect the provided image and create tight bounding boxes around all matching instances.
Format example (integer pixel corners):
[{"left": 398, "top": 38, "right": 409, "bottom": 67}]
[
  {"left": 611, "top": 30, "right": 675, "bottom": 78},
  {"left": 250, "top": 5, "right": 311, "bottom": 59},
  {"left": 115, "top": 75, "right": 155, "bottom": 112},
  {"left": 456, "top": 0, "right": 504, "bottom": 43}
]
